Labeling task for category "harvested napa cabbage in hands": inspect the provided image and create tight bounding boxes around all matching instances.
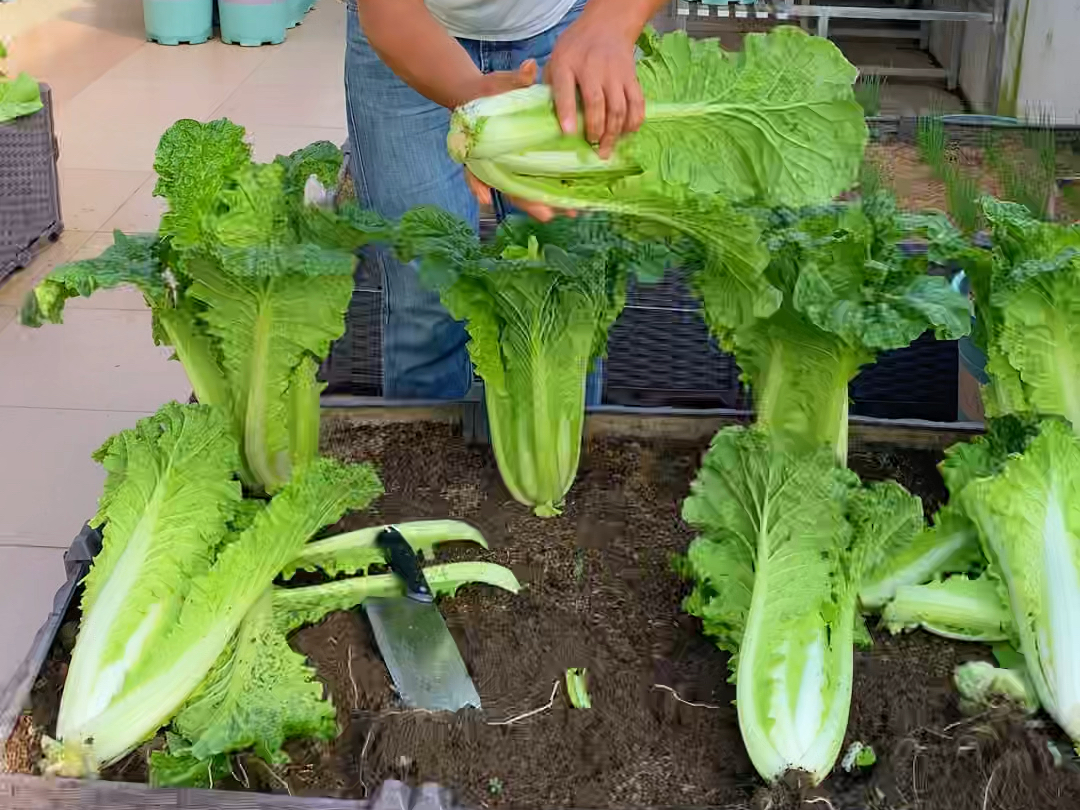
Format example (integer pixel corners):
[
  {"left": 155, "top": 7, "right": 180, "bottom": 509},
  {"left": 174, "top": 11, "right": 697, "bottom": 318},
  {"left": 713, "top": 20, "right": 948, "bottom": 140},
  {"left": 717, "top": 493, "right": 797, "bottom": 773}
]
[{"left": 448, "top": 26, "right": 869, "bottom": 339}]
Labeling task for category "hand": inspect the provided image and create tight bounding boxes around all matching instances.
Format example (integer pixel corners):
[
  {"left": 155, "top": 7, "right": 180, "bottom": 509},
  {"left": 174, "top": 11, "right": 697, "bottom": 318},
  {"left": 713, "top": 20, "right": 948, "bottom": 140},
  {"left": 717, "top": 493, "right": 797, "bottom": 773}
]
[
  {"left": 463, "top": 58, "right": 537, "bottom": 103},
  {"left": 546, "top": 7, "right": 646, "bottom": 158},
  {"left": 460, "top": 59, "right": 576, "bottom": 222},
  {"left": 465, "top": 169, "right": 575, "bottom": 223}
]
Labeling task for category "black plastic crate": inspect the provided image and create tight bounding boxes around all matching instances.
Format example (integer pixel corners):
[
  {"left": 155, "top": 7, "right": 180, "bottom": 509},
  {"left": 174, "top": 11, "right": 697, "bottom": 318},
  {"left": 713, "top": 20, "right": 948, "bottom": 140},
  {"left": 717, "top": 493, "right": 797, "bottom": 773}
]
[
  {"left": 329, "top": 151, "right": 960, "bottom": 421},
  {"left": 320, "top": 250, "right": 383, "bottom": 396},
  {"left": 605, "top": 272, "right": 744, "bottom": 409},
  {"left": 851, "top": 332, "right": 959, "bottom": 423},
  {"left": 322, "top": 263, "right": 959, "bottom": 422}
]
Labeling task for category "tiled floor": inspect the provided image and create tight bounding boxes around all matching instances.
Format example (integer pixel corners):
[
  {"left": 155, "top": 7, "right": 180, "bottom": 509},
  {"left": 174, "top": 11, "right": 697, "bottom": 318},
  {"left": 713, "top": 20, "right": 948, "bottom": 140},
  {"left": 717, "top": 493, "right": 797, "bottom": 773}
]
[{"left": 0, "top": 0, "right": 348, "bottom": 687}]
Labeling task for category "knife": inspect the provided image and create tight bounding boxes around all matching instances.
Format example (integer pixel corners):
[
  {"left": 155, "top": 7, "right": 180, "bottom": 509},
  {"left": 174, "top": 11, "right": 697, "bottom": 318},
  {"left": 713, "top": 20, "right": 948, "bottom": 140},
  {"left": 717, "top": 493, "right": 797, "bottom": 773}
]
[{"left": 363, "top": 527, "right": 482, "bottom": 711}]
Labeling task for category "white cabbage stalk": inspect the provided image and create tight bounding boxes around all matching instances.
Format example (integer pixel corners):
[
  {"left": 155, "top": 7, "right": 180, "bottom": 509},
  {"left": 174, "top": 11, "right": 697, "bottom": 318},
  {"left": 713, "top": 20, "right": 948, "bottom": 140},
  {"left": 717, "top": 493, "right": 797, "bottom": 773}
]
[
  {"left": 959, "top": 419, "right": 1080, "bottom": 743},
  {"left": 681, "top": 428, "right": 928, "bottom": 783}
]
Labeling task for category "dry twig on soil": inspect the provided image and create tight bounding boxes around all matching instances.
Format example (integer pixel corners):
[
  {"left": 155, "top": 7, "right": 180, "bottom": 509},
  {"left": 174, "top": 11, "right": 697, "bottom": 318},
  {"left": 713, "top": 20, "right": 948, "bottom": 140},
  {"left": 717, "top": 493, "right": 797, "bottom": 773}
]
[
  {"left": 487, "top": 680, "right": 560, "bottom": 726},
  {"left": 261, "top": 761, "right": 294, "bottom": 796},
  {"left": 982, "top": 763, "right": 1001, "bottom": 810},
  {"left": 347, "top": 645, "right": 360, "bottom": 707},
  {"left": 652, "top": 683, "right": 722, "bottom": 710}
]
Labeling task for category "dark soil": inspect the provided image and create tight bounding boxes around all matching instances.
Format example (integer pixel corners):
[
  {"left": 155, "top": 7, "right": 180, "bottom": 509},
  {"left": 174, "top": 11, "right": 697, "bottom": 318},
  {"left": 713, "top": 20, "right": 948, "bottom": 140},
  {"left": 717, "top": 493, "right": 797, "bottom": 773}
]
[
  {"left": 864, "top": 142, "right": 1002, "bottom": 215},
  {"left": 17, "top": 419, "right": 1080, "bottom": 809},
  {"left": 863, "top": 139, "right": 1080, "bottom": 224}
]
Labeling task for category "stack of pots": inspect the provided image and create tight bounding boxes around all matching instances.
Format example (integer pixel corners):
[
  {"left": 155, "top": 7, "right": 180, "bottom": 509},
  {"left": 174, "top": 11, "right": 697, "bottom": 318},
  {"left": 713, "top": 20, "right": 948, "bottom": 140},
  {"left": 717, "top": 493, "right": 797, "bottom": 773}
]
[
  {"left": 219, "top": 0, "right": 288, "bottom": 46},
  {"left": 143, "top": 0, "right": 311, "bottom": 47}
]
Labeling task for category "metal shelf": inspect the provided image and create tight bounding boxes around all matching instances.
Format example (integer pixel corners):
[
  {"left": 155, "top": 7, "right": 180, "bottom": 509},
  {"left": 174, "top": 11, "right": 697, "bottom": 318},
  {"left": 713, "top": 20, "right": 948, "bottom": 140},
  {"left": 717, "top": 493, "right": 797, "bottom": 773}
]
[
  {"left": 671, "top": 0, "right": 1006, "bottom": 93},
  {"left": 674, "top": 0, "right": 994, "bottom": 25}
]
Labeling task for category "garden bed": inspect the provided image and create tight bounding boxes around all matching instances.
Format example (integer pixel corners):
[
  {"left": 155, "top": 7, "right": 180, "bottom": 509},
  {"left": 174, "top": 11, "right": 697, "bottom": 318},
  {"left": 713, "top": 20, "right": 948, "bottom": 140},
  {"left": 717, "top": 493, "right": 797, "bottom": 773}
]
[
  {"left": 864, "top": 130, "right": 1080, "bottom": 223},
  {"left": 5, "top": 414, "right": 1080, "bottom": 809}
]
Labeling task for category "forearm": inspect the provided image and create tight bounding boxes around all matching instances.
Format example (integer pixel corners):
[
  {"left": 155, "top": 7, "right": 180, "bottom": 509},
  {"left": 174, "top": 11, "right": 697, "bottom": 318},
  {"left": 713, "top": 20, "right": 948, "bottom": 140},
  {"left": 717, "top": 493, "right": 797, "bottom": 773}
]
[
  {"left": 580, "top": 0, "right": 668, "bottom": 42},
  {"left": 357, "top": 0, "right": 484, "bottom": 108}
]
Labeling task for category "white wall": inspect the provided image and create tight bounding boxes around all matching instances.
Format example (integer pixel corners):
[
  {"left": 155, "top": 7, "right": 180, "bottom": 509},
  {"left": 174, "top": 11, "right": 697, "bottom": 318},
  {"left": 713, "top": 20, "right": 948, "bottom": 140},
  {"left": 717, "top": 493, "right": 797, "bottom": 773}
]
[
  {"left": 928, "top": 12, "right": 996, "bottom": 111},
  {"left": 1010, "top": 0, "right": 1080, "bottom": 122},
  {"left": 931, "top": 0, "right": 1080, "bottom": 121}
]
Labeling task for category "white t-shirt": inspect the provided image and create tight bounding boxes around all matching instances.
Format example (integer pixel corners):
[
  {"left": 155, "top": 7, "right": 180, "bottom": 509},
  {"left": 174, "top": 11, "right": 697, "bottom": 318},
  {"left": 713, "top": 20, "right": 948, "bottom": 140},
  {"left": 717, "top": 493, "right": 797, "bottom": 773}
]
[{"left": 424, "top": 0, "right": 579, "bottom": 41}]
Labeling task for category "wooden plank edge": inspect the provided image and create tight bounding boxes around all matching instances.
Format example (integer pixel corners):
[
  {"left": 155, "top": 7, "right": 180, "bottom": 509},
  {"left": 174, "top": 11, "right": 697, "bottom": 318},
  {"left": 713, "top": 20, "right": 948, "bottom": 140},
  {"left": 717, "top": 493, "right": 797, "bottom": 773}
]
[
  {"left": 321, "top": 404, "right": 983, "bottom": 451},
  {"left": 0, "top": 773, "right": 370, "bottom": 809}
]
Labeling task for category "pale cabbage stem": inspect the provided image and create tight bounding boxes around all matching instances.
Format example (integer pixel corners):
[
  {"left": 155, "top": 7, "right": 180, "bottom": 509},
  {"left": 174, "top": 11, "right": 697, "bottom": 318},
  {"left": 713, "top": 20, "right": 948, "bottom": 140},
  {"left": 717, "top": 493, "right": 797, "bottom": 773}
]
[
  {"left": 1039, "top": 488, "right": 1080, "bottom": 740},
  {"left": 859, "top": 529, "right": 975, "bottom": 610},
  {"left": 737, "top": 491, "right": 855, "bottom": 783},
  {"left": 291, "top": 520, "right": 487, "bottom": 567},
  {"left": 58, "top": 479, "right": 172, "bottom": 737},
  {"left": 1051, "top": 310, "right": 1080, "bottom": 435},
  {"left": 244, "top": 291, "right": 285, "bottom": 491}
]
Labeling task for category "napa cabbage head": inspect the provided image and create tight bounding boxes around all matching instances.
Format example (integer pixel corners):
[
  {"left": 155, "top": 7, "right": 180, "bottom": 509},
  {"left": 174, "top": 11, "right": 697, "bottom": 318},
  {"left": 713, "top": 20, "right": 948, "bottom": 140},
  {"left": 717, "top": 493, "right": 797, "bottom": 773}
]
[
  {"left": 946, "top": 418, "right": 1080, "bottom": 744},
  {"left": 21, "top": 120, "right": 378, "bottom": 493},
  {"left": 46, "top": 403, "right": 384, "bottom": 776},
  {"left": 680, "top": 426, "right": 927, "bottom": 783},
  {"left": 960, "top": 199, "right": 1080, "bottom": 426},
  {"left": 884, "top": 414, "right": 1080, "bottom": 746},
  {"left": 395, "top": 207, "right": 672, "bottom": 516},
  {"left": 698, "top": 195, "right": 970, "bottom": 463},
  {"left": 150, "top": 520, "right": 518, "bottom": 784}
]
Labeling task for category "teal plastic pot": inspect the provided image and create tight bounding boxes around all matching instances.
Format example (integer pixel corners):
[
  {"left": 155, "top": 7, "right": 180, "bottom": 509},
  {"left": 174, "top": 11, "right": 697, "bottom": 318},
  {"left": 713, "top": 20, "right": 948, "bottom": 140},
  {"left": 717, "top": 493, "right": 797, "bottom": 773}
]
[
  {"left": 143, "top": 0, "right": 213, "bottom": 45},
  {"left": 219, "top": 0, "right": 287, "bottom": 46},
  {"left": 286, "top": 0, "right": 312, "bottom": 27}
]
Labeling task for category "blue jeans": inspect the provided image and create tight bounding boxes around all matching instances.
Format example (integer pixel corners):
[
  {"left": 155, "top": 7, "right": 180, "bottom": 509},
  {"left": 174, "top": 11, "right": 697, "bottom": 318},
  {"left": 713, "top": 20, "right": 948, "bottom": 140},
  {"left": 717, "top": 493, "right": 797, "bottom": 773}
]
[{"left": 344, "top": 0, "right": 601, "bottom": 402}]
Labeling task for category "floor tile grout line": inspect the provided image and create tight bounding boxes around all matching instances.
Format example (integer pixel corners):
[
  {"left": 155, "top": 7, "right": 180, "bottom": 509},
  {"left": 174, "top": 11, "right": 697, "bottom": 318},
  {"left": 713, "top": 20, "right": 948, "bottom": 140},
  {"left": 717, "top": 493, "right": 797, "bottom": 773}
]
[
  {"left": 56, "top": 43, "right": 148, "bottom": 117},
  {"left": 59, "top": 74, "right": 268, "bottom": 148},
  {"left": 62, "top": 168, "right": 154, "bottom": 235},
  {"left": 204, "top": 57, "right": 291, "bottom": 123},
  {"left": 207, "top": 75, "right": 255, "bottom": 123},
  {"left": 205, "top": 52, "right": 347, "bottom": 124},
  {"left": 0, "top": 542, "right": 73, "bottom": 551},
  {"left": 0, "top": 404, "right": 166, "bottom": 414},
  {"left": 97, "top": 39, "right": 272, "bottom": 92},
  {"left": 224, "top": 47, "right": 276, "bottom": 90}
]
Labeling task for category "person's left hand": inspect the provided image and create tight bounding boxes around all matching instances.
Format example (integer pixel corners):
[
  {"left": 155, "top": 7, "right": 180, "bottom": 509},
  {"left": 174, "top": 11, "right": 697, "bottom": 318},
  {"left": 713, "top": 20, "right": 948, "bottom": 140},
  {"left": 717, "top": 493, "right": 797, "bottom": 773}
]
[
  {"left": 546, "top": 7, "right": 646, "bottom": 159},
  {"left": 464, "top": 3, "right": 648, "bottom": 221},
  {"left": 465, "top": 170, "right": 573, "bottom": 223}
]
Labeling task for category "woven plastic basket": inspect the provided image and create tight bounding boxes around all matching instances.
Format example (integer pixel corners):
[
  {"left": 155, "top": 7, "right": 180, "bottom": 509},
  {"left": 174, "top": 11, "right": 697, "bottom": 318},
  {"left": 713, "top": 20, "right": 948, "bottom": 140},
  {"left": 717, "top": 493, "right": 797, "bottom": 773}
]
[{"left": 0, "top": 84, "right": 62, "bottom": 286}]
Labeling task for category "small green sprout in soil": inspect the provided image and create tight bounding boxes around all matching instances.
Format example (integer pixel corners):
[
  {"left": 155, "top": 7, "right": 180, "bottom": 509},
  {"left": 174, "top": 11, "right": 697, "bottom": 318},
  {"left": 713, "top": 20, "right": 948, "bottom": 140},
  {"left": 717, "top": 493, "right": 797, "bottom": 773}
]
[
  {"left": 841, "top": 741, "right": 877, "bottom": 772},
  {"left": 573, "top": 548, "right": 586, "bottom": 584},
  {"left": 487, "top": 777, "right": 504, "bottom": 796},
  {"left": 566, "top": 668, "right": 591, "bottom": 710}
]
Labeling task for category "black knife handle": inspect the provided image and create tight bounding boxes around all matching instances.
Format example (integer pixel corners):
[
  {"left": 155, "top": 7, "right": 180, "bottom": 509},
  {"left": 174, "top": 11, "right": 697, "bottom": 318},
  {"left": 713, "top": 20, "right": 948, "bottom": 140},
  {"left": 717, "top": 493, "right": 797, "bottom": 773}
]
[{"left": 377, "top": 527, "right": 434, "bottom": 603}]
